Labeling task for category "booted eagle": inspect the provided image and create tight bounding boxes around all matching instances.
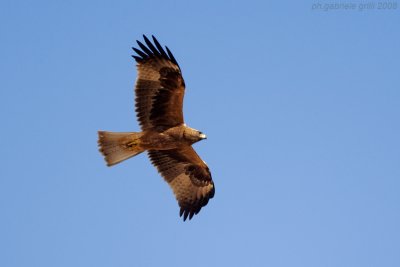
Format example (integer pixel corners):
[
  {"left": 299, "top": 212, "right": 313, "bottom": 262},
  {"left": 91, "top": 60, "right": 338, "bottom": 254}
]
[{"left": 98, "top": 35, "right": 214, "bottom": 221}]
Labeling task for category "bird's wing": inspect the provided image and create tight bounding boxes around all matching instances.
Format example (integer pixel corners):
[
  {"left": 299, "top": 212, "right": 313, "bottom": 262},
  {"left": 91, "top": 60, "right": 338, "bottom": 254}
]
[
  {"left": 132, "top": 35, "right": 185, "bottom": 131},
  {"left": 148, "top": 146, "right": 215, "bottom": 221}
]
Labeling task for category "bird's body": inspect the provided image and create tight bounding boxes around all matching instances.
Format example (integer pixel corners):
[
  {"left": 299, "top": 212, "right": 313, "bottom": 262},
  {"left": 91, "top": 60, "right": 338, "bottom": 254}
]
[
  {"left": 99, "top": 125, "right": 205, "bottom": 158},
  {"left": 98, "top": 35, "right": 214, "bottom": 221},
  {"left": 141, "top": 125, "right": 207, "bottom": 149}
]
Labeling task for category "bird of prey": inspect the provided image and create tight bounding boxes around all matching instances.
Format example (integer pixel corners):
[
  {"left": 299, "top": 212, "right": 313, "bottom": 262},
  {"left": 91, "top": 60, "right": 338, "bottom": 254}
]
[{"left": 98, "top": 35, "right": 215, "bottom": 221}]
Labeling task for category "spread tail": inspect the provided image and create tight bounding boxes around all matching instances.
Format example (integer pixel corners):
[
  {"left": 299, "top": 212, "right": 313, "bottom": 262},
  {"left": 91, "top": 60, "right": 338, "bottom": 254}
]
[{"left": 98, "top": 131, "right": 145, "bottom": 166}]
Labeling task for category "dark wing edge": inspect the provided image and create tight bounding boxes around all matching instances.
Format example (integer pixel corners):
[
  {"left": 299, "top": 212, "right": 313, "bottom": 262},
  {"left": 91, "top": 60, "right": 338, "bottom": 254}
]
[
  {"left": 133, "top": 35, "right": 185, "bottom": 130},
  {"left": 132, "top": 35, "right": 180, "bottom": 70},
  {"left": 148, "top": 147, "right": 215, "bottom": 221}
]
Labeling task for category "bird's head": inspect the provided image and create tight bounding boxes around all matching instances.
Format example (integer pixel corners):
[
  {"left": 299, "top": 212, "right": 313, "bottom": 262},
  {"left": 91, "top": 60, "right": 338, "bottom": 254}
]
[{"left": 183, "top": 127, "right": 207, "bottom": 144}]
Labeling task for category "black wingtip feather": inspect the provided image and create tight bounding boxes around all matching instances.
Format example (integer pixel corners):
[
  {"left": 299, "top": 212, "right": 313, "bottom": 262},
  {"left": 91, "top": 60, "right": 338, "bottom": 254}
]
[
  {"left": 189, "top": 211, "right": 194, "bottom": 220},
  {"left": 180, "top": 208, "right": 190, "bottom": 221},
  {"left": 131, "top": 35, "right": 180, "bottom": 69},
  {"left": 152, "top": 35, "right": 169, "bottom": 58},
  {"left": 132, "top": 47, "right": 148, "bottom": 59},
  {"left": 143, "top": 35, "right": 161, "bottom": 56},
  {"left": 183, "top": 210, "right": 189, "bottom": 221},
  {"left": 132, "top": 55, "right": 142, "bottom": 62},
  {"left": 180, "top": 207, "right": 201, "bottom": 221},
  {"left": 165, "top": 46, "right": 178, "bottom": 64},
  {"left": 136, "top": 40, "right": 153, "bottom": 57},
  {"left": 165, "top": 46, "right": 178, "bottom": 66}
]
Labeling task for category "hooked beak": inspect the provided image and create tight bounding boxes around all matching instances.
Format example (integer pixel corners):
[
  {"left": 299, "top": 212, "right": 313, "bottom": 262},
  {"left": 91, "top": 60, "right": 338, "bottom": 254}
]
[{"left": 199, "top": 133, "right": 207, "bottom": 139}]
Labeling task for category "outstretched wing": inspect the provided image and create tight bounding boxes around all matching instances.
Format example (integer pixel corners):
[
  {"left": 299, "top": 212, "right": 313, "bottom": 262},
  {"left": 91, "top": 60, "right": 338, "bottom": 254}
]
[
  {"left": 148, "top": 146, "right": 215, "bottom": 221},
  {"left": 132, "top": 35, "right": 185, "bottom": 131}
]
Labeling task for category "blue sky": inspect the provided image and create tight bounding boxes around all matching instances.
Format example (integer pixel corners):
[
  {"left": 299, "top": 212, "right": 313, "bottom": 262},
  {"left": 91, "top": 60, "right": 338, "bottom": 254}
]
[{"left": 1, "top": 1, "right": 399, "bottom": 266}]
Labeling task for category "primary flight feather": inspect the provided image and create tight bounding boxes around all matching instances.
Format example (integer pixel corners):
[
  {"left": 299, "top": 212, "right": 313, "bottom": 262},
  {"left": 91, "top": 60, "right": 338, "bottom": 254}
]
[{"left": 98, "top": 35, "right": 214, "bottom": 221}]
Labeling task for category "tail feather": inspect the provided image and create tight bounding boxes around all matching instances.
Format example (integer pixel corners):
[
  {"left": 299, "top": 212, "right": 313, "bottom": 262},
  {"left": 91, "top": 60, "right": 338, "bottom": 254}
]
[{"left": 98, "top": 131, "right": 145, "bottom": 166}]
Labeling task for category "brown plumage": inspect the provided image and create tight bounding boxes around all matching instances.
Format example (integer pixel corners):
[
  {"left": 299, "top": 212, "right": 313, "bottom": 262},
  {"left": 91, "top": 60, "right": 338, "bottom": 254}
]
[{"left": 98, "top": 35, "right": 214, "bottom": 221}]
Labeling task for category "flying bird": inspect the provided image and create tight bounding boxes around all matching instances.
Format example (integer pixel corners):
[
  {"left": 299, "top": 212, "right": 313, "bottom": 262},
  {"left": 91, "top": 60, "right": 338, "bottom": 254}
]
[{"left": 98, "top": 35, "right": 215, "bottom": 221}]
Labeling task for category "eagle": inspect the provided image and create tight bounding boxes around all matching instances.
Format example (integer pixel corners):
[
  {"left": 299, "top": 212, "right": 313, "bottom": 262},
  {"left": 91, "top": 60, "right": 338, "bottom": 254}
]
[{"left": 98, "top": 35, "right": 215, "bottom": 221}]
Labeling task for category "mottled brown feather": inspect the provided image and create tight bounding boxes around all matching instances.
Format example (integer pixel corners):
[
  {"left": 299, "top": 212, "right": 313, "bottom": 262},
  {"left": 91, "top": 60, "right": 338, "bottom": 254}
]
[
  {"left": 133, "top": 37, "right": 185, "bottom": 131},
  {"left": 148, "top": 146, "right": 215, "bottom": 221}
]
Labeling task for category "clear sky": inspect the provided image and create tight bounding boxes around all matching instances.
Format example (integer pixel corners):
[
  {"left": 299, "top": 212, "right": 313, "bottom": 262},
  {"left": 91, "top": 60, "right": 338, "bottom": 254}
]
[{"left": 1, "top": 1, "right": 399, "bottom": 266}]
